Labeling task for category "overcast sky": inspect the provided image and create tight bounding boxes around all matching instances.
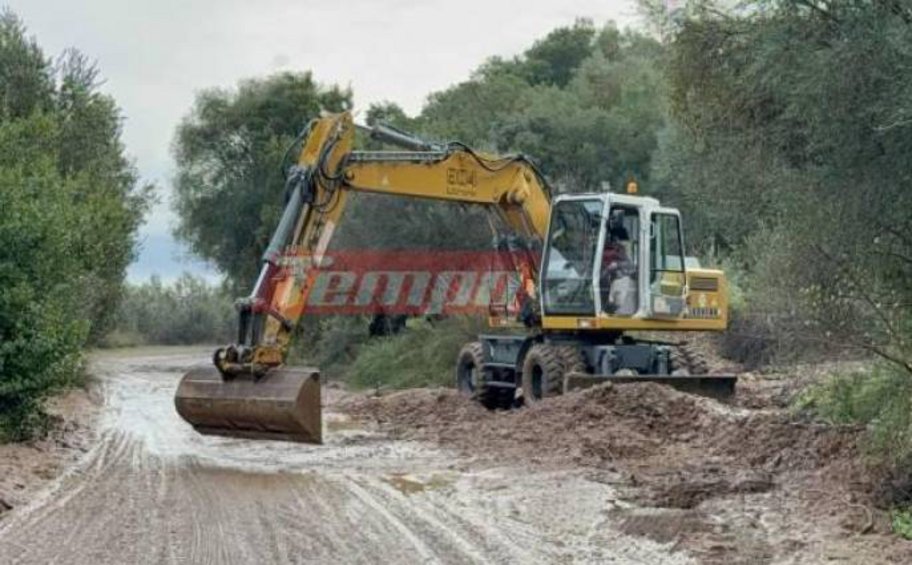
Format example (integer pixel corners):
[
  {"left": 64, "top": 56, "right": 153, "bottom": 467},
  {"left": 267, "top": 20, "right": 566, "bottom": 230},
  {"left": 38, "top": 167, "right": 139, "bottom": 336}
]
[{"left": 10, "top": 0, "right": 641, "bottom": 282}]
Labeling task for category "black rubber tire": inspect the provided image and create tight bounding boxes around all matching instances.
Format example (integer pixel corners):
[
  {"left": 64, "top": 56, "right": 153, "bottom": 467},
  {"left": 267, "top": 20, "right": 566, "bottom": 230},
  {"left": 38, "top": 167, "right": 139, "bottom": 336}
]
[
  {"left": 670, "top": 343, "right": 710, "bottom": 375},
  {"left": 455, "top": 341, "right": 484, "bottom": 395},
  {"left": 521, "top": 343, "right": 567, "bottom": 403},
  {"left": 456, "top": 341, "right": 515, "bottom": 410},
  {"left": 556, "top": 345, "right": 587, "bottom": 374}
]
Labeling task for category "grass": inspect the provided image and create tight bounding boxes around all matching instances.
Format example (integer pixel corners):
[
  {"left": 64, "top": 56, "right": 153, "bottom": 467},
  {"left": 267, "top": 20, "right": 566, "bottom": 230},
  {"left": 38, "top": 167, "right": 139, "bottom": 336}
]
[
  {"left": 795, "top": 362, "right": 912, "bottom": 465},
  {"left": 345, "top": 316, "right": 484, "bottom": 390},
  {"left": 892, "top": 507, "right": 912, "bottom": 540}
]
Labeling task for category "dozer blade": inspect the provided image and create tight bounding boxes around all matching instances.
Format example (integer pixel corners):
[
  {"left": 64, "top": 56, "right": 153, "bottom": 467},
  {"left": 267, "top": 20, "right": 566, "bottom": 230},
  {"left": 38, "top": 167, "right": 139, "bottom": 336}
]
[
  {"left": 564, "top": 372, "right": 736, "bottom": 401},
  {"left": 174, "top": 367, "right": 322, "bottom": 443}
]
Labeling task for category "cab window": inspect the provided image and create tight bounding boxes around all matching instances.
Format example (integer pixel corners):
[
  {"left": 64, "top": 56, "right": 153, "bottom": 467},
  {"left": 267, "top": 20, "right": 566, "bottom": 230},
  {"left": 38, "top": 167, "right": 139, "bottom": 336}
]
[
  {"left": 599, "top": 207, "right": 639, "bottom": 316},
  {"left": 542, "top": 199, "right": 602, "bottom": 315},
  {"left": 649, "top": 213, "right": 686, "bottom": 316},
  {"left": 651, "top": 214, "right": 684, "bottom": 277}
]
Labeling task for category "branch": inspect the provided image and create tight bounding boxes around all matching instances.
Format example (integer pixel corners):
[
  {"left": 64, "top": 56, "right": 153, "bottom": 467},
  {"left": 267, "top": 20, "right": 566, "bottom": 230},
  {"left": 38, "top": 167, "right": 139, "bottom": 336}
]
[
  {"left": 813, "top": 244, "right": 903, "bottom": 346},
  {"left": 871, "top": 248, "right": 912, "bottom": 266},
  {"left": 860, "top": 343, "right": 912, "bottom": 377},
  {"left": 883, "top": 0, "right": 912, "bottom": 25},
  {"left": 874, "top": 116, "right": 912, "bottom": 133},
  {"left": 794, "top": 0, "right": 839, "bottom": 23}
]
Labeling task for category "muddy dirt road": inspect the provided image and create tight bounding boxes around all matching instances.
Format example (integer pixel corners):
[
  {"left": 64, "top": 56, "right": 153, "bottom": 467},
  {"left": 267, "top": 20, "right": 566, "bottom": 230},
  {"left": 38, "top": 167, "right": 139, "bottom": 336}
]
[{"left": 0, "top": 349, "right": 689, "bottom": 564}]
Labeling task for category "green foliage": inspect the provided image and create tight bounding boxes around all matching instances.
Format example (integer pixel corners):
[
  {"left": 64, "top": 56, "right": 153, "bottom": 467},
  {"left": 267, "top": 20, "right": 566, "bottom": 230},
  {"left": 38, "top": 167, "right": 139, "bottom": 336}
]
[
  {"left": 287, "top": 315, "right": 373, "bottom": 375},
  {"left": 796, "top": 364, "right": 912, "bottom": 464},
  {"left": 345, "top": 317, "right": 483, "bottom": 390},
  {"left": 891, "top": 507, "right": 912, "bottom": 540},
  {"left": 0, "top": 122, "right": 91, "bottom": 440},
  {"left": 104, "top": 274, "right": 234, "bottom": 346},
  {"left": 0, "top": 11, "right": 146, "bottom": 440},
  {"left": 653, "top": 1, "right": 912, "bottom": 371},
  {"left": 413, "top": 21, "right": 665, "bottom": 192},
  {"left": 172, "top": 73, "right": 352, "bottom": 290},
  {"left": 0, "top": 10, "right": 53, "bottom": 118},
  {"left": 521, "top": 19, "right": 597, "bottom": 87}
]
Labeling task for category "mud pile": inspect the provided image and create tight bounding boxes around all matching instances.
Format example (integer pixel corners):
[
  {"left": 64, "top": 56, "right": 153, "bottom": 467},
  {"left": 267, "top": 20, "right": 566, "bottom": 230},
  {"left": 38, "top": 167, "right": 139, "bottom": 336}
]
[
  {"left": 342, "top": 377, "right": 895, "bottom": 560},
  {"left": 342, "top": 381, "right": 861, "bottom": 475}
]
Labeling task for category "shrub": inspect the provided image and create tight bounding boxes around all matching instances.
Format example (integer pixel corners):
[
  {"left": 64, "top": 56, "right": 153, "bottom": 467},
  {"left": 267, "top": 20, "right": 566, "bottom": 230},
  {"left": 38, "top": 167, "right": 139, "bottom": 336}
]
[
  {"left": 345, "top": 316, "right": 484, "bottom": 390},
  {"left": 0, "top": 12, "right": 148, "bottom": 440},
  {"left": 105, "top": 274, "right": 234, "bottom": 346},
  {"left": 796, "top": 363, "right": 912, "bottom": 470},
  {"left": 892, "top": 507, "right": 912, "bottom": 540},
  {"left": 0, "top": 151, "right": 91, "bottom": 440}
]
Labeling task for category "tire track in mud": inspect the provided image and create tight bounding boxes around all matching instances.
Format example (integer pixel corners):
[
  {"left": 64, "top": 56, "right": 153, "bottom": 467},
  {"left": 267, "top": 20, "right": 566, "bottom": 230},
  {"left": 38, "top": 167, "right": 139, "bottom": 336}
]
[{"left": 0, "top": 350, "right": 691, "bottom": 565}]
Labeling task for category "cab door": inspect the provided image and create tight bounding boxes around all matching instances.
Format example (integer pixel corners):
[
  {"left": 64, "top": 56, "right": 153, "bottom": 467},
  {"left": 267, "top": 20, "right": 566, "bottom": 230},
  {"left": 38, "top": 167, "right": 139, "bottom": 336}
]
[
  {"left": 540, "top": 197, "right": 605, "bottom": 316},
  {"left": 648, "top": 211, "right": 687, "bottom": 318}
]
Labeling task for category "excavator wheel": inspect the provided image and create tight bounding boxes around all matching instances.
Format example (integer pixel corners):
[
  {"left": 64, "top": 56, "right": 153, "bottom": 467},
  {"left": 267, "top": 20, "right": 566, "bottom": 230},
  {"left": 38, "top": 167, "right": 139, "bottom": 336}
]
[
  {"left": 174, "top": 366, "right": 322, "bottom": 443},
  {"left": 666, "top": 343, "right": 735, "bottom": 400},
  {"left": 456, "top": 342, "right": 512, "bottom": 409},
  {"left": 455, "top": 342, "right": 484, "bottom": 395},
  {"left": 521, "top": 343, "right": 568, "bottom": 403},
  {"left": 670, "top": 343, "right": 710, "bottom": 376}
]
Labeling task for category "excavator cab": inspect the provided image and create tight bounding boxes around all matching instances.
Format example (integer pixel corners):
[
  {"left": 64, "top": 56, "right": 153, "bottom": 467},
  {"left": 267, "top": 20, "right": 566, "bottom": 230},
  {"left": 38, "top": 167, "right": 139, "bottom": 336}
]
[{"left": 540, "top": 193, "right": 691, "bottom": 323}]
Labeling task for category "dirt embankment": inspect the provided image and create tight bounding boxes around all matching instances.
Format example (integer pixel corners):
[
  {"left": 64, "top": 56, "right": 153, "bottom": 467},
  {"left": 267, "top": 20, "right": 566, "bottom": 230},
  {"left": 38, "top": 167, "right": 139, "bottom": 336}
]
[
  {"left": 341, "top": 373, "right": 912, "bottom": 563},
  {"left": 0, "top": 388, "right": 101, "bottom": 521}
]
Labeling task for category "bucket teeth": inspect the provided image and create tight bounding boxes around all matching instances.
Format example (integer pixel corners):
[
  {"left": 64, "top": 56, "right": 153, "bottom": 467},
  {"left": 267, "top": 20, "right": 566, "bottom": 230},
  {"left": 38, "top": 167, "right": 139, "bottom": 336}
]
[{"left": 174, "top": 367, "right": 322, "bottom": 443}]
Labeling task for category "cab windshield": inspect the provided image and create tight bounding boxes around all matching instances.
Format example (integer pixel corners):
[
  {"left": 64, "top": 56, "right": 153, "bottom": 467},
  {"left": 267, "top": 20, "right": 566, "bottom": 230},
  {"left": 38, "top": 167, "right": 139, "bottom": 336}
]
[{"left": 542, "top": 199, "right": 602, "bottom": 315}]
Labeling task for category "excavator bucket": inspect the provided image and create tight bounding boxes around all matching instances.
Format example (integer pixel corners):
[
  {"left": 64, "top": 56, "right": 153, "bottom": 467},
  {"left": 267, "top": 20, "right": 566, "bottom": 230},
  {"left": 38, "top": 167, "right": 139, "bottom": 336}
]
[{"left": 174, "top": 367, "right": 322, "bottom": 443}]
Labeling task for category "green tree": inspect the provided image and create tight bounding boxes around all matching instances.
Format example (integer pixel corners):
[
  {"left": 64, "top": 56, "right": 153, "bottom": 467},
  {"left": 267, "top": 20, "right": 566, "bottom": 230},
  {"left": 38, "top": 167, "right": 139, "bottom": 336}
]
[
  {"left": 521, "top": 18, "right": 597, "bottom": 87},
  {"left": 647, "top": 0, "right": 912, "bottom": 381},
  {"left": 173, "top": 73, "right": 352, "bottom": 289},
  {"left": 0, "top": 11, "right": 147, "bottom": 439},
  {"left": 417, "top": 22, "right": 665, "bottom": 192},
  {"left": 54, "top": 49, "right": 150, "bottom": 339},
  {"left": 0, "top": 11, "right": 52, "bottom": 118}
]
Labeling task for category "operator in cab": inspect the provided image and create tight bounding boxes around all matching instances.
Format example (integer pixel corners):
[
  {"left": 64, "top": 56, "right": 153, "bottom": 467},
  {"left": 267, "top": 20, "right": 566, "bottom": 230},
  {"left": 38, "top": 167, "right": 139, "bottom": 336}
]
[{"left": 601, "top": 210, "right": 637, "bottom": 315}]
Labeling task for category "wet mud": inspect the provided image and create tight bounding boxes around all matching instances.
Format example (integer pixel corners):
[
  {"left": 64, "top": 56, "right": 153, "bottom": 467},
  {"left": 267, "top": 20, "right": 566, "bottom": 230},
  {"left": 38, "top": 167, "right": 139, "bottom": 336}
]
[
  {"left": 0, "top": 350, "right": 690, "bottom": 564},
  {"left": 343, "top": 375, "right": 912, "bottom": 564}
]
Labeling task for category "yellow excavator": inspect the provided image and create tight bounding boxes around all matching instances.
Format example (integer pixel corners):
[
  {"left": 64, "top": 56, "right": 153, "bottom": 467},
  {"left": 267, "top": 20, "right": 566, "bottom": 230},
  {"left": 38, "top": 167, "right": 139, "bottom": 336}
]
[{"left": 174, "top": 111, "right": 733, "bottom": 444}]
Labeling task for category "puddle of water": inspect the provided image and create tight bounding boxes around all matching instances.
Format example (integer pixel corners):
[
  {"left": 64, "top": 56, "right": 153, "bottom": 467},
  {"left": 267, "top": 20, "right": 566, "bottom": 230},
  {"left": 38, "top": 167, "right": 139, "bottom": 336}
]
[{"left": 383, "top": 472, "right": 454, "bottom": 495}]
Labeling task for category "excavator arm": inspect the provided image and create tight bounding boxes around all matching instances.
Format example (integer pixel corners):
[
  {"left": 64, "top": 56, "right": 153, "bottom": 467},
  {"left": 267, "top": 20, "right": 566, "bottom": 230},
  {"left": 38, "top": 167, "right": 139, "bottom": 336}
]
[{"left": 175, "top": 111, "right": 553, "bottom": 443}]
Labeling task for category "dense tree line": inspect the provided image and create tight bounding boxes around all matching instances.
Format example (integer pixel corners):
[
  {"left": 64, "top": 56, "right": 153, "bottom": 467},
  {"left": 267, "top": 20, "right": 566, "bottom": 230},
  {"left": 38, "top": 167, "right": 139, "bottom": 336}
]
[
  {"left": 645, "top": 0, "right": 912, "bottom": 469},
  {"left": 0, "top": 12, "right": 148, "bottom": 439},
  {"left": 649, "top": 0, "right": 912, "bottom": 373}
]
